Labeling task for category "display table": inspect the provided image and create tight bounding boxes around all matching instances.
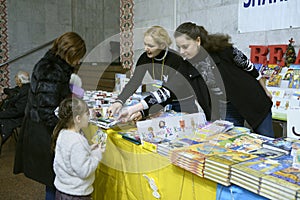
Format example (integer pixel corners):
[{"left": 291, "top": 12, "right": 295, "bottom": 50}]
[
  {"left": 84, "top": 124, "right": 217, "bottom": 200},
  {"left": 84, "top": 124, "right": 269, "bottom": 200}
]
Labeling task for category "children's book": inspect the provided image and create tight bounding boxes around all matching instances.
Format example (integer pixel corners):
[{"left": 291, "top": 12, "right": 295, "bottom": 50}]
[
  {"left": 247, "top": 147, "right": 286, "bottom": 159},
  {"left": 157, "top": 137, "right": 205, "bottom": 157},
  {"left": 261, "top": 166, "right": 300, "bottom": 198},
  {"left": 232, "top": 154, "right": 293, "bottom": 182},
  {"left": 291, "top": 140, "right": 300, "bottom": 169},
  {"left": 230, "top": 176, "right": 260, "bottom": 194},
  {"left": 118, "top": 129, "right": 141, "bottom": 145},
  {"left": 267, "top": 74, "right": 282, "bottom": 87},
  {"left": 91, "top": 128, "right": 108, "bottom": 151},
  {"left": 200, "top": 120, "right": 234, "bottom": 134},
  {"left": 137, "top": 112, "right": 206, "bottom": 144},
  {"left": 90, "top": 117, "right": 120, "bottom": 129},
  {"left": 260, "top": 182, "right": 297, "bottom": 200},
  {"left": 262, "top": 137, "right": 293, "bottom": 154},
  {"left": 205, "top": 151, "right": 258, "bottom": 169},
  {"left": 215, "top": 133, "right": 264, "bottom": 153}
]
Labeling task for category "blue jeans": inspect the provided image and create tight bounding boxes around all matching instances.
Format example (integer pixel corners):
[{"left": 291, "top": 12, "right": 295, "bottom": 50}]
[
  {"left": 253, "top": 112, "right": 275, "bottom": 138},
  {"left": 219, "top": 101, "right": 244, "bottom": 127},
  {"left": 46, "top": 186, "right": 56, "bottom": 200},
  {"left": 220, "top": 101, "right": 275, "bottom": 138}
]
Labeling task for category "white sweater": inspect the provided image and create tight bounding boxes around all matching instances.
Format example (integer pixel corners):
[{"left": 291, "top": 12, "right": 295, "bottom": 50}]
[{"left": 53, "top": 129, "right": 102, "bottom": 196}]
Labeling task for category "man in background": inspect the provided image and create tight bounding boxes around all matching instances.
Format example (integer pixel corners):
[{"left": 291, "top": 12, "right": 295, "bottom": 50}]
[{"left": 0, "top": 70, "right": 30, "bottom": 154}]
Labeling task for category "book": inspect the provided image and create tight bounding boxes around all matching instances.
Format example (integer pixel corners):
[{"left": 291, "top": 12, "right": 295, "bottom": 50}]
[
  {"left": 137, "top": 112, "right": 206, "bottom": 145},
  {"left": 267, "top": 166, "right": 300, "bottom": 187},
  {"left": 200, "top": 120, "right": 234, "bottom": 134},
  {"left": 262, "top": 137, "right": 293, "bottom": 154},
  {"left": 91, "top": 128, "right": 108, "bottom": 151},
  {"left": 230, "top": 176, "right": 259, "bottom": 194},
  {"left": 205, "top": 151, "right": 258, "bottom": 169},
  {"left": 260, "top": 182, "right": 297, "bottom": 200},
  {"left": 118, "top": 129, "right": 141, "bottom": 145},
  {"left": 90, "top": 117, "right": 120, "bottom": 129},
  {"left": 231, "top": 154, "right": 293, "bottom": 181},
  {"left": 247, "top": 147, "right": 286, "bottom": 159},
  {"left": 157, "top": 136, "right": 205, "bottom": 157},
  {"left": 267, "top": 74, "right": 282, "bottom": 87},
  {"left": 291, "top": 140, "right": 300, "bottom": 169},
  {"left": 215, "top": 133, "right": 265, "bottom": 153}
]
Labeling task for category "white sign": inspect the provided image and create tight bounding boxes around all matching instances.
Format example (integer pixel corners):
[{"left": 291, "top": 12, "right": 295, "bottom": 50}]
[
  {"left": 287, "top": 109, "right": 300, "bottom": 139},
  {"left": 238, "top": 0, "right": 300, "bottom": 33}
]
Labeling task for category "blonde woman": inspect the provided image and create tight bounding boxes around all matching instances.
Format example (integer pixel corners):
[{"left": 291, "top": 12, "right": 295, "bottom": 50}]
[{"left": 109, "top": 26, "right": 211, "bottom": 121}]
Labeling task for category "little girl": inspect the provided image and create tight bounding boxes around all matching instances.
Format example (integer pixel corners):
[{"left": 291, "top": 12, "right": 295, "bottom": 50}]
[{"left": 52, "top": 97, "right": 103, "bottom": 200}]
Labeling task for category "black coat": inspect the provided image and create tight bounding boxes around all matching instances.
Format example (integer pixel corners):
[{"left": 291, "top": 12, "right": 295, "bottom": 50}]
[
  {"left": 13, "top": 50, "right": 73, "bottom": 187},
  {"left": 117, "top": 49, "right": 211, "bottom": 120},
  {"left": 210, "top": 47, "right": 273, "bottom": 129},
  {"left": 0, "top": 83, "right": 30, "bottom": 138}
]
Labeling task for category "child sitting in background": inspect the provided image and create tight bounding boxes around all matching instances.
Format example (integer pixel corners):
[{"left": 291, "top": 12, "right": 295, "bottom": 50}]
[{"left": 52, "top": 97, "right": 104, "bottom": 199}]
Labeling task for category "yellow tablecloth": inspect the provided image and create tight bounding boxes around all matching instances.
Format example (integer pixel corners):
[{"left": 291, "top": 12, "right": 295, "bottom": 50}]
[{"left": 84, "top": 124, "right": 217, "bottom": 200}]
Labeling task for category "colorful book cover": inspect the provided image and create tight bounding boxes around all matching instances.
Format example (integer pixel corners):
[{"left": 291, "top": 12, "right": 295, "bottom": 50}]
[
  {"left": 267, "top": 74, "right": 282, "bottom": 87},
  {"left": 91, "top": 128, "right": 107, "bottom": 151},
  {"left": 137, "top": 112, "right": 206, "bottom": 144},
  {"left": 118, "top": 129, "right": 141, "bottom": 145},
  {"left": 215, "top": 134, "right": 264, "bottom": 153},
  {"left": 232, "top": 154, "right": 292, "bottom": 180},
  {"left": 267, "top": 166, "right": 300, "bottom": 187},
  {"left": 262, "top": 137, "right": 293, "bottom": 154},
  {"left": 247, "top": 147, "right": 286, "bottom": 159},
  {"left": 206, "top": 151, "right": 258, "bottom": 168},
  {"left": 200, "top": 120, "right": 234, "bottom": 134},
  {"left": 291, "top": 140, "right": 300, "bottom": 169}
]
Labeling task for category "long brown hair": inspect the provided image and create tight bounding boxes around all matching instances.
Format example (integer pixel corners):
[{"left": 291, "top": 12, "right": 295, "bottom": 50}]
[
  {"left": 174, "top": 22, "right": 232, "bottom": 52},
  {"left": 50, "top": 32, "right": 86, "bottom": 66},
  {"left": 51, "top": 97, "right": 89, "bottom": 152}
]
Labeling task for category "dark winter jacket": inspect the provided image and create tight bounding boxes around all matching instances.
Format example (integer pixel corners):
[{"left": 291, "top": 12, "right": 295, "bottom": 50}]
[
  {"left": 209, "top": 47, "right": 272, "bottom": 129},
  {"left": 13, "top": 50, "right": 73, "bottom": 187},
  {"left": 0, "top": 83, "right": 29, "bottom": 119},
  {"left": 117, "top": 49, "right": 211, "bottom": 120}
]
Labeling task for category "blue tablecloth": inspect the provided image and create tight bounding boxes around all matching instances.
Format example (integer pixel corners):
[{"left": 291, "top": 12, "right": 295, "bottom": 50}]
[{"left": 217, "top": 184, "right": 269, "bottom": 200}]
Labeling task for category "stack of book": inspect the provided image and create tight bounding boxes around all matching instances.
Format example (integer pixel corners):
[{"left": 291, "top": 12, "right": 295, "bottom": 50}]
[
  {"left": 170, "top": 148, "right": 206, "bottom": 177},
  {"left": 259, "top": 156, "right": 299, "bottom": 200},
  {"left": 170, "top": 142, "right": 232, "bottom": 177},
  {"left": 204, "top": 151, "right": 258, "bottom": 186},
  {"left": 231, "top": 154, "right": 293, "bottom": 195},
  {"left": 157, "top": 136, "right": 204, "bottom": 157}
]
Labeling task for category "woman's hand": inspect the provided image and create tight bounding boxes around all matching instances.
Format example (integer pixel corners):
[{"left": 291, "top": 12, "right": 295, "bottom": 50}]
[
  {"left": 107, "top": 102, "right": 122, "bottom": 117},
  {"left": 117, "top": 103, "right": 144, "bottom": 123}
]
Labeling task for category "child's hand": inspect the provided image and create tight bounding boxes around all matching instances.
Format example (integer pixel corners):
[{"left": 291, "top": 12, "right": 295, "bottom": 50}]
[{"left": 90, "top": 143, "right": 99, "bottom": 150}]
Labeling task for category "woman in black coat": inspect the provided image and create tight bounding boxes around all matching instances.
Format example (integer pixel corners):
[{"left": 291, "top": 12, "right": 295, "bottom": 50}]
[
  {"left": 174, "top": 22, "right": 274, "bottom": 138},
  {"left": 13, "top": 32, "right": 86, "bottom": 200},
  {"left": 108, "top": 26, "right": 211, "bottom": 122}
]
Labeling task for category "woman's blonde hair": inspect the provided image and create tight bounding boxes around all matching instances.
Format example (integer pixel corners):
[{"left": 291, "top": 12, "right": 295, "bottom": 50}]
[
  {"left": 144, "top": 26, "right": 172, "bottom": 48},
  {"left": 50, "top": 32, "right": 86, "bottom": 66}
]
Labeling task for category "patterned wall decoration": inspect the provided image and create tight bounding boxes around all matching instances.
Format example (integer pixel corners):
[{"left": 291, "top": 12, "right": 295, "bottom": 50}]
[
  {"left": 120, "top": 0, "right": 134, "bottom": 69},
  {"left": 0, "top": 0, "right": 9, "bottom": 90}
]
